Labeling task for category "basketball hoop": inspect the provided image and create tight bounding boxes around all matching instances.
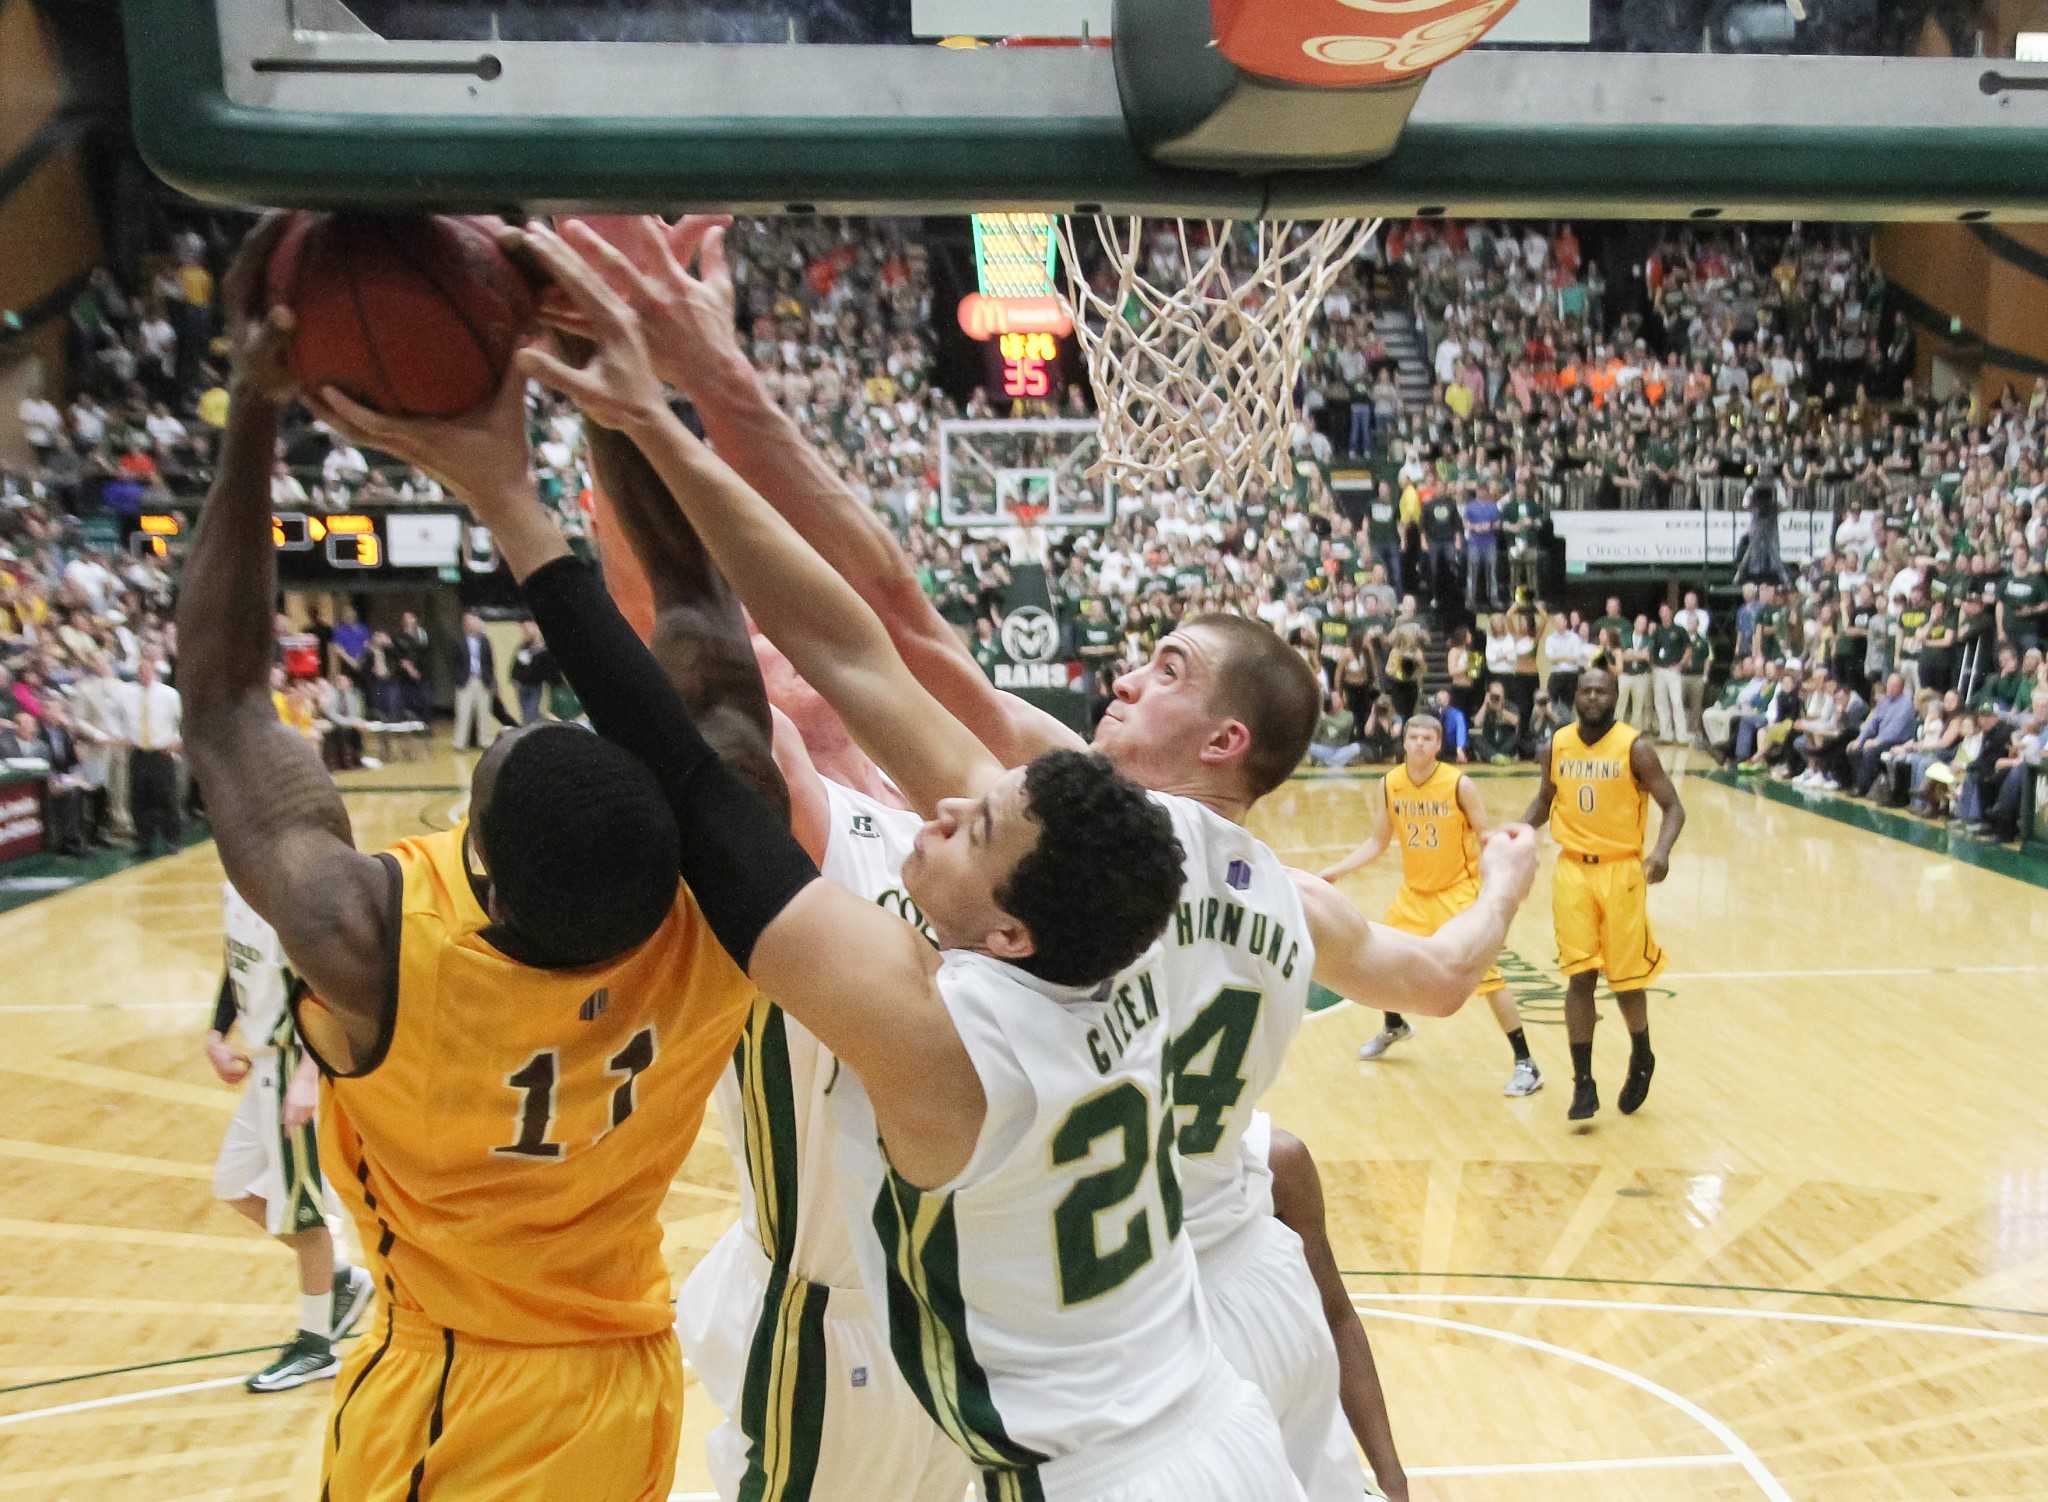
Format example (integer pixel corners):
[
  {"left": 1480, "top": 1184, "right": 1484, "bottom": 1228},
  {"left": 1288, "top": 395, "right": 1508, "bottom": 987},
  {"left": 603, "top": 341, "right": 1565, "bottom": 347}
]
[
  {"left": 1009, "top": 501, "right": 1047, "bottom": 530},
  {"left": 1056, "top": 216, "right": 1381, "bottom": 502}
]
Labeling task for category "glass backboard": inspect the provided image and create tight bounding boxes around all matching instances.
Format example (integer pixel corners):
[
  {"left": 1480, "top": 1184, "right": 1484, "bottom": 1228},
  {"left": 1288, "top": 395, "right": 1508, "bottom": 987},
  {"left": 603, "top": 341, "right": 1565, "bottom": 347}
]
[
  {"left": 939, "top": 421, "right": 1113, "bottom": 529},
  {"left": 124, "top": 0, "right": 2048, "bottom": 219}
]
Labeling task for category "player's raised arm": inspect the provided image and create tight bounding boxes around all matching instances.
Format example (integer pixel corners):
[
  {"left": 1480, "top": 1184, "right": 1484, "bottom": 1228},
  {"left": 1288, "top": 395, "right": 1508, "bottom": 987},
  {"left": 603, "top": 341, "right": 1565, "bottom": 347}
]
[
  {"left": 176, "top": 218, "right": 394, "bottom": 1058},
  {"left": 1317, "top": 775, "right": 1393, "bottom": 882},
  {"left": 512, "top": 223, "right": 1003, "bottom": 816},
  {"left": 579, "top": 409, "right": 787, "bottom": 815},
  {"left": 1291, "top": 825, "right": 1538, "bottom": 1018},
  {"left": 1267, "top": 1127, "right": 1408, "bottom": 1502},
  {"left": 1631, "top": 733, "right": 1686, "bottom": 883},
  {"left": 555, "top": 215, "right": 1085, "bottom": 767},
  {"left": 1521, "top": 734, "right": 1558, "bottom": 827}
]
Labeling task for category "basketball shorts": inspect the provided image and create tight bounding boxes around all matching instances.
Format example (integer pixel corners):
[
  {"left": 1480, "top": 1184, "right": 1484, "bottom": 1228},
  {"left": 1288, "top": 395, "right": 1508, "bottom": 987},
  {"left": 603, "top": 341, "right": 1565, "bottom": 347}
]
[
  {"left": 320, "top": 1304, "right": 683, "bottom": 1501},
  {"left": 1384, "top": 879, "right": 1504, "bottom": 995},
  {"left": 983, "top": 1356, "right": 1303, "bottom": 1502},
  {"left": 211, "top": 1053, "right": 330, "bottom": 1236},
  {"left": 1552, "top": 854, "right": 1667, "bottom": 988},
  {"left": 1202, "top": 1214, "right": 1364, "bottom": 1502},
  {"left": 677, "top": 1225, "right": 974, "bottom": 1502}
]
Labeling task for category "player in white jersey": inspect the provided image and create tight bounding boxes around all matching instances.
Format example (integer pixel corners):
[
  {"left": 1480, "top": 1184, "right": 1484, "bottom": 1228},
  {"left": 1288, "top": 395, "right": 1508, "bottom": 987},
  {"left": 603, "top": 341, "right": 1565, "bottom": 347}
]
[
  {"left": 829, "top": 920, "right": 1288, "bottom": 1502},
  {"left": 572, "top": 391, "right": 974, "bottom": 1502},
  {"left": 678, "top": 772, "right": 974, "bottom": 1502},
  {"left": 528, "top": 217, "right": 1540, "bottom": 1491},
  {"left": 207, "top": 882, "right": 373, "bottom": 1391},
  {"left": 1151, "top": 814, "right": 1364, "bottom": 1501},
  {"left": 464, "top": 222, "right": 1303, "bottom": 1500}
]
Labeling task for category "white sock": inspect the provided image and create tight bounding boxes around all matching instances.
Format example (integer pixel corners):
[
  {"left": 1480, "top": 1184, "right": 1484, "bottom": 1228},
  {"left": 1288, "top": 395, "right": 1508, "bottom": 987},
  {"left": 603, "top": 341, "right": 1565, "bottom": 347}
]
[{"left": 299, "top": 1291, "right": 329, "bottom": 1338}]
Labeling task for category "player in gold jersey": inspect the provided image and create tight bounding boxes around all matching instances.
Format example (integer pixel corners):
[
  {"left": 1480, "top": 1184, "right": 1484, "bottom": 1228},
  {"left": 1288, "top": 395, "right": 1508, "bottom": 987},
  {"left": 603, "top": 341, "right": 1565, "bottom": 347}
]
[
  {"left": 177, "top": 223, "right": 772, "bottom": 1499},
  {"left": 1522, "top": 668, "right": 1686, "bottom": 1121},
  {"left": 1321, "top": 713, "right": 1543, "bottom": 1097}
]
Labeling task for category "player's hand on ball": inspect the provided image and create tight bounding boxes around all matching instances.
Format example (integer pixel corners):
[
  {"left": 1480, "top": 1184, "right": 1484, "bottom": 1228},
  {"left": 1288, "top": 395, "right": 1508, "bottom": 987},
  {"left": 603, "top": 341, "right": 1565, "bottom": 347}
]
[
  {"left": 1643, "top": 852, "right": 1670, "bottom": 884},
  {"left": 204, "top": 1032, "right": 251, "bottom": 1085},
  {"left": 223, "top": 213, "right": 298, "bottom": 404},
  {"left": 511, "top": 224, "right": 671, "bottom": 434},
  {"left": 1479, "top": 823, "right": 1539, "bottom": 906},
  {"left": 549, "top": 214, "right": 743, "bottom": 399},
  {"left": 283, "top": 1071, "right": 319, "bottom": 1129},
  {"left": 307, "top": 354, "right": 534, "bottom": 516}
]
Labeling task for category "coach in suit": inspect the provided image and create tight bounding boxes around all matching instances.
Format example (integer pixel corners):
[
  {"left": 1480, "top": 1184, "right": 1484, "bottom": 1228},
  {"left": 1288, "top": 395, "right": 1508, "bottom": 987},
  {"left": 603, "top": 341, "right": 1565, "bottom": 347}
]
[{"left": 447, "top": 611, "right": 507, "bottom": 751}]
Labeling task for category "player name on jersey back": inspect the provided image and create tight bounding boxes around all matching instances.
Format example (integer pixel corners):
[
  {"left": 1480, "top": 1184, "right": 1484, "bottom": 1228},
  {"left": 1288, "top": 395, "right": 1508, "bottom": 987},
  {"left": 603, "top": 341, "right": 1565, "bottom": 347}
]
[{"left": 1150, "top": 794, "right": 1314, "bottom": 1257}]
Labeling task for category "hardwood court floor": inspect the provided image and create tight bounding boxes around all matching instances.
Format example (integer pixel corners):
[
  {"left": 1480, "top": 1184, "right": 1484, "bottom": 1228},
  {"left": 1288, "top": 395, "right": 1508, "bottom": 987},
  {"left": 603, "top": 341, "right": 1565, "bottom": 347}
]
[{"left": 2, "top": 745, "right": 2045, "bottom": 1500}]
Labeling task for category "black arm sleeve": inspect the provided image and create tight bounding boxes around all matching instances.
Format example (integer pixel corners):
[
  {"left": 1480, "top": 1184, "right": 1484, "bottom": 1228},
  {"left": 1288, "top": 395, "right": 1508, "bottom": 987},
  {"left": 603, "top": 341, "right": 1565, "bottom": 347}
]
[
  {"left": 519, "top": 555, "right": 819, "bottom": 971},
  {"left": 210, "top": 971, "right": 237, "bottom": 1035}
]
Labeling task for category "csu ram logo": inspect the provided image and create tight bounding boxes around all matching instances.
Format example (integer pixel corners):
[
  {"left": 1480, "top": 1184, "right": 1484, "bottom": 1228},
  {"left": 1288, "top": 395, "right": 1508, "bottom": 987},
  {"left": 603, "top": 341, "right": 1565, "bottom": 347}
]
[{"left": 1000, "top": 607, "right": 1060, "bottom": 664}]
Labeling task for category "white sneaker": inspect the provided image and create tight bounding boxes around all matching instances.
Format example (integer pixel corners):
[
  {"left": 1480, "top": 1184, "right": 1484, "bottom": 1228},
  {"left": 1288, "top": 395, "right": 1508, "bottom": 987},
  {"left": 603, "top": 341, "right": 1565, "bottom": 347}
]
[
  {"left": 1820, "top": 777, "right": 1841, "bottom": 790},
  {"left": 1358, "top": 1021, "right": 1413, "bottom": 1060},
  {"left": 1505, "top": 1059, "right": 1544, "bottom": 1097}
]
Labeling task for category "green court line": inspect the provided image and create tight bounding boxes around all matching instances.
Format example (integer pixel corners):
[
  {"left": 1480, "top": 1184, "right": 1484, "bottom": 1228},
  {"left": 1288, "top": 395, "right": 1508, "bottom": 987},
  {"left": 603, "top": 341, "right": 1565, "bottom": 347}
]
[
  {"left": 1336, "top": 1269, "right": 2048, "bottom": 1322},
  {"left": 0, "top": 1332, "right": 363, "bottom": 1399},
  {"left": 0, "top": 822, "right": 216, "bottom": 919},
  {"left": 1688, "top": 768, "right": 2048, "bottom": 892}
]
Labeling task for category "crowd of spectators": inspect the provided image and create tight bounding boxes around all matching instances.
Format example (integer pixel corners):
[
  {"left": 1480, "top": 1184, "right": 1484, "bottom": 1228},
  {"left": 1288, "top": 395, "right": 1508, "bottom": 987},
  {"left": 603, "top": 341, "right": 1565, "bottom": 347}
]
[{"left": 4, "top": 210, "right": 2044, "bottom": 867}]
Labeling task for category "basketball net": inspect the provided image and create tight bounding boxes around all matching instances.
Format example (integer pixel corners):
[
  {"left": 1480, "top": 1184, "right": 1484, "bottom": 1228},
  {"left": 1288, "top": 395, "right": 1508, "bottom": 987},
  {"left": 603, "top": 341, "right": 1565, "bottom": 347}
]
[{"left": 1056, "top": 216, "right": 1381, "bottom": 502}]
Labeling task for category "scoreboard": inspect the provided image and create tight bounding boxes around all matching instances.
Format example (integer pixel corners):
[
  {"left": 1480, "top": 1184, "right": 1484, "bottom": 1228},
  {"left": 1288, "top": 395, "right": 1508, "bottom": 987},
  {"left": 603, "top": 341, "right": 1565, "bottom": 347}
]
[
  {"left": 989, "top": 330, "right": 1062, "bottom": 400},
  {"left": 129, "top": 509, "right": 467, "bottom": 579},
  {"left": 963, "top": 211, "right": 1074, "bottom": 405}
]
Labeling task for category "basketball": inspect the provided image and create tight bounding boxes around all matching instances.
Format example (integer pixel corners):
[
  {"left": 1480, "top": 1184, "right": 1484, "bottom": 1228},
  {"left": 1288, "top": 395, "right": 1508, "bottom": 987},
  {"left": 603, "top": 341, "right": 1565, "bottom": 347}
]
[{"left": 265, "top": 212, "right": 536, "bottom": 418}]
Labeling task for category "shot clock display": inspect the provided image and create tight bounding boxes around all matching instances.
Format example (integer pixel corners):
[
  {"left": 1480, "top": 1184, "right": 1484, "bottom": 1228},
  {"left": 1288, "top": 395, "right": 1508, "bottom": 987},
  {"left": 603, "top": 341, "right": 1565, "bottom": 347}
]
[{"left": 992, "top": 330, "right": 1062, "bottom": 400}]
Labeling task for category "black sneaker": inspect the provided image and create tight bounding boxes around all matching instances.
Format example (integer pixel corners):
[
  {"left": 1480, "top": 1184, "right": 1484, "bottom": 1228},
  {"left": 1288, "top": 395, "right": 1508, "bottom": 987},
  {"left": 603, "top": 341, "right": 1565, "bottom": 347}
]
[
  {"left": 1567, "top": 1076, "right": 1599, "bottom": 1121},
  {"left": 1619, "top": 1053, "right": 1657, "bottom": 1115},
  {"left": 245, "top": 1333, "right": 339, "bottom": 1393},
  {"left": 330, "top": 1265, "right": 374, "bottom": 1340}
]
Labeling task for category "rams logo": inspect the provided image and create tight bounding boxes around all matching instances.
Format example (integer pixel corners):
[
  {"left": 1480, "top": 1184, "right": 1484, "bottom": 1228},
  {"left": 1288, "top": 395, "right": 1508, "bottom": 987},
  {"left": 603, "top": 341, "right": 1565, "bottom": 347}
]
[{"left": 1001, "top": 606, "right": 1060, "bottom": 664}]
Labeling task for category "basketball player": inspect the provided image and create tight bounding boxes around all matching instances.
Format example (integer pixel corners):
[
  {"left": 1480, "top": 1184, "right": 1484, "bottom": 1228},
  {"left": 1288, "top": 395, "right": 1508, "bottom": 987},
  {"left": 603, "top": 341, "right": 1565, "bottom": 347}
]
[
  {"left": 527, "top": 219, "right": 1536, "bottom": 1500},
  {"left": 208, "top": 879, "right": 373, "bottom": 1392},
  {"left": 405, "top": 223, "right": 1291, "bottom": 1501},
  {"left": 1318, "top": 712, "right": 1543, "bottom": 1097},
  {"left": 181, "top": 220, "right": 769, "bottom": 1500},
  {"left": 1521, "top": 667, "right": 1687, "bottom": 1120},
  {"left": 557, "top": 331, "right": 975, "bottom": 1502},
  {"left": 582, "top": 370, "right": 1352, "bottom": 1502}
]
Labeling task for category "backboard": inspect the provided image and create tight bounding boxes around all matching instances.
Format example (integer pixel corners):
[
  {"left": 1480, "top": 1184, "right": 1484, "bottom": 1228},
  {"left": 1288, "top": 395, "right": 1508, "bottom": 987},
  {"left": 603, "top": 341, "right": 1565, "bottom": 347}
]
[
  {"left": 939, "top": 420, "right": 1114, "bottom": 529},
  {"left": 125, "top": 0, "right": 2048, "bottom": 219}
]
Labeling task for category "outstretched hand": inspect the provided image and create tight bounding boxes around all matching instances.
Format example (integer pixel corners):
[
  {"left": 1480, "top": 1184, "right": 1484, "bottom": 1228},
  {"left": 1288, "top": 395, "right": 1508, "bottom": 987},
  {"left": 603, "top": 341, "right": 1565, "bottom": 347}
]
[
  {"left": 506, "top": 223, "right": 676, "bottom": 435},
  {"left": 222, "top": 212, "right": 297, "bottom": 404},
  {"left": 541, "top": 215, "right": 742, "bottom": 401},
  {"left": 303, "top": 352, "right": 535, "bottom": 518}
]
